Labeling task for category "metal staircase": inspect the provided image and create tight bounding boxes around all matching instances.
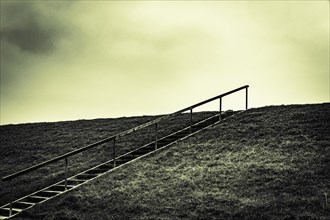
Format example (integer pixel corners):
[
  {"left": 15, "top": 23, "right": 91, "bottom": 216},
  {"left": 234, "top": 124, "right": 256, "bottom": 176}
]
[{"left": 0, "top": 85, "right": 249, "bottom": 219}]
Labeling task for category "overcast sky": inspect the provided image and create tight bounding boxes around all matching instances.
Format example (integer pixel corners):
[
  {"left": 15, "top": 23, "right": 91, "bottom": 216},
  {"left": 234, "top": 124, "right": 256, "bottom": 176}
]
[{"left": 0, "top": 1, "right": 329, "bottom": 125}]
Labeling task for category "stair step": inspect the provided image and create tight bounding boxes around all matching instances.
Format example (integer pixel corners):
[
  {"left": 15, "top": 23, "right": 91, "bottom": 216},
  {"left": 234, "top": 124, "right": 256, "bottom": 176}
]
[
  {"left": 169, "top": 136, "right": 182, "bottom": 140},
  {"left": 43, "top": 190, "right": 62, "bottom": 194},
  {"left": 115, "top": 159, "right": 131, "bottom": 165},
  {"left": 131, "top": 152, "right": 145, "bottom": 157},
  {"left": 172, "top": 133, "right": 186, "bottom": 138},
  {"left": 68, "top": 178, "right": 87, "bottom": 183},
  {"left": 96, "top": 164, "right": 114, "bottom": 170},
  {"left": 165, "top": 137, "right": 177, "bottom": 142},
  {"left": 140, "top": 147, "right": 155, "bottom": 152},
  {"left": 135, "top": 148, "right": 153, "bottom": 153},
  {"left": 59, "top": 179, "right": 85, "bottom": 186},
  {"left": 74, "top": 174, "right": 98, "bottom": 180},
  {"left": 193, "top": 124, "right": 206, "bottom": 128},
  {"left": 0, "top": 208, "right": 19, "bottom": 217},
  {"left": 56, "top": 185, "right": 76, "bottom": 190},
  {"left": 84, "top": 169, "right": 108, "bottom": 175},
  {"left": 132, "top": 150, "right": 151, "bottom": 156},
  {"left": 158, "top": 139, "right": 172, "bottom": 145},
  {"left": 120, "top": 154, "right": 137, "bottom": 160},
  {"left": 165, "top": 137, "right": 179, "bottom": 142},
  {"left": 192, "top": 127, "right": 204, "bottom": 131},
  {"left": 2, "top": 207, "right": 22, "bottom": 212},
  {"left": 116, "top": 158, "right": 131, "bottom": 162},
  {"left": 33, "top": 190, "right": 60, "bottom": 198},
  {"left": 47, "top": 185, "right": 73, "bottom": 192},
  {"left": 11, "top": 201, "right": 34, "bottom": 209},
  {"left": 20, "top": 196, "right": 47, "bottom": 203}
]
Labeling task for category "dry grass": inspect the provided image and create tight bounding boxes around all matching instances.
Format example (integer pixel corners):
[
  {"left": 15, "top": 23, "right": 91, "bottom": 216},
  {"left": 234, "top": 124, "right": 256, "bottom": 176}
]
[
  {"left": 0, "top": 112, "right": 215, "bottom": 205},
  {"left": 2, "top": 103, "right": 330, "bottom": 219}
]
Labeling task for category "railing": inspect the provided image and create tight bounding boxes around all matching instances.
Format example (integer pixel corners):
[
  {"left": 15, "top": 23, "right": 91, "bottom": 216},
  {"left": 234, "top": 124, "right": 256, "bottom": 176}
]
[{"left": 2, "top": 85, "right": 249, "bottom": 216}]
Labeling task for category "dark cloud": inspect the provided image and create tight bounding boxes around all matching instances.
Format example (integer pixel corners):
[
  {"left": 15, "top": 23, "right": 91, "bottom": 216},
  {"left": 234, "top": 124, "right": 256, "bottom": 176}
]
[
  {"left": 2, "top": 24, "right": 55, "bottom": 54},
  {"left": 0, "top": 1, "right": 74, "bottom": 109},
  {"left": 0, "top": 1, "right": 71, "bottom": 54}
]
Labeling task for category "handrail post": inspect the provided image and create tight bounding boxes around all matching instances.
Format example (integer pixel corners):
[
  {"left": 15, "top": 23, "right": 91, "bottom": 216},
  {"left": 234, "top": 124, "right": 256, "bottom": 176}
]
[
  {"left": 155, "top": 123, "right": 158, "bottom": 150},
  {"left": 190, "top": 108, "right": 193, "bottom": 133},
  {"left": 219, "top": 97, "right": 222, "bottom": 121},
  {"left": 64, "top": 158, "right": 68, "bottom": 190},
  {"left": 246, "top": 87, "right": 248, "bottom": 110},
  {"left": 9, "top": 181, "right": 13, "bottom": 217},
  {"left": 113, "top": 138, "right": 116, "bottom": 167}
]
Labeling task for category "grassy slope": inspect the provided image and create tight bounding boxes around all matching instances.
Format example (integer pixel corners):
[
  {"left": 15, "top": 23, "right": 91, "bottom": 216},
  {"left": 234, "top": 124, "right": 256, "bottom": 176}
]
[
  {"left": 0, "top": 112, "right": 216, "bottom": 205},
  {"left": 4, "top": 103, "right": 330, "bottom": 219}
]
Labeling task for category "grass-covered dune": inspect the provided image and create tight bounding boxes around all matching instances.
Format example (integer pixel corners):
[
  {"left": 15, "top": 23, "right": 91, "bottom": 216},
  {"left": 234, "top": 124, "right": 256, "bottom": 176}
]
[{"left": 3, "top": 103, "right": 330, "bottom": 219}]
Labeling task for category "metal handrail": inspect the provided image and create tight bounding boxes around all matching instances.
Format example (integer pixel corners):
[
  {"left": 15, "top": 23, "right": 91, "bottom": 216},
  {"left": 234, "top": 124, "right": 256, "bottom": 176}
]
[{"left": 2, "top": 85, "right": 249, "bottom": 182}]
